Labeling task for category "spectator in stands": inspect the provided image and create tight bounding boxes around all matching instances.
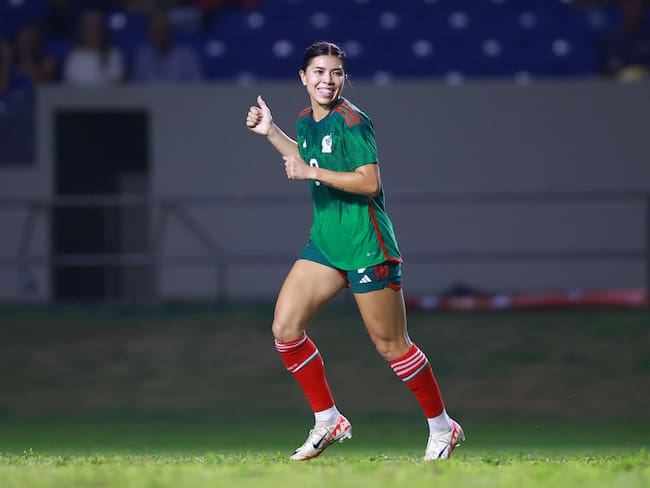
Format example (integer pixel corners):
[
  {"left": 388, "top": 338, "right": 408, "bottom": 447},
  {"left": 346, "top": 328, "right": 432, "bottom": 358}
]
[
  {"left": 0, "top": 35, "right": 40, "bottom": 164},
  {"left": 598, "top": 0, "right": 650, "bottom": 80},
  {"left": 0, "top": 25, "right": 58, "bottom": 105},
  {"left": 63, "top": 9, "right": 125, "bottom": 85},
  {"left": 132, "top": 11, "right": 204, "bottom": 82},
  {"left": 13, "top": 25, "right": 59, "bottom": 85}
]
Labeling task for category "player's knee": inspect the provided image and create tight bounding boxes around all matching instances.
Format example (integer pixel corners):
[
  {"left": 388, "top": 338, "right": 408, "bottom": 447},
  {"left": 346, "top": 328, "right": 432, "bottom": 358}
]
[
  {"left": 271, "top": 314, "right": 304, "bottom": 342},
  {"left": 373, "top": 338, "right": 409, "bottom": 362}
]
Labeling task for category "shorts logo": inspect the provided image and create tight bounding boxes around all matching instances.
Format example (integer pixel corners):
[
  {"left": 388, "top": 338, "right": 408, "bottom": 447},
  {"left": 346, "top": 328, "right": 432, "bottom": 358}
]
[
  {"left": 359, "top": 275, "right": 372, "bottom": 284},
  {"left": 321, "top": 134, "right": 332, "bottom": 153},
  {"left": 374, "top": 264, "right": 390, "bottom": 280}
]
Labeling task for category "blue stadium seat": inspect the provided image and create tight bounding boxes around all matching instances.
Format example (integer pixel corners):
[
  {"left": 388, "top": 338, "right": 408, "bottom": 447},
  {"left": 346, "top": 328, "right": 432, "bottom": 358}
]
[
  {"left": 203, "top": 0, "right": 632, "bottom": 81},
  {"left": 107, "top": 11, "right": 148, "bottom": 71},
  {"left": 205, "top": 8, "right": 305, "bottom": 80},
  {"left": 0, "top": 0, "right": 47, "bottom": 37},
  {"left": 0, "top": 0, "right": 623, "bottom": 81}
]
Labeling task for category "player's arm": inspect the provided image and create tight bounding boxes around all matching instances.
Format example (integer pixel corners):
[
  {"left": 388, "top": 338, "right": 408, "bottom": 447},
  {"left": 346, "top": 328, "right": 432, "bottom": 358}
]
[
  {"left": 246, "top": 95, "right": 300, "bottom": 157},
  {"left": 267, "top": 124, "right": 300, "bottom": 157},
  {"left": 283, "top": 157, "right": 381, "bottom": 197}
]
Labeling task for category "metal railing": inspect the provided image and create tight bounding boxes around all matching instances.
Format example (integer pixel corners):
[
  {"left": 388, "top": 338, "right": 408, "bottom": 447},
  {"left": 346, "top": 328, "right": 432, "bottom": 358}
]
[{"left": 1, "top": 191, "right": 648, "bottom": 302}]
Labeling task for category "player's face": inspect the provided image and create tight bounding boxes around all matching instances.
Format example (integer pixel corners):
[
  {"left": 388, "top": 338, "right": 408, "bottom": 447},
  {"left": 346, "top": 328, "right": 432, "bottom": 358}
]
[{"left": 300, "top": 55, "right": 345, "bottom": 109}]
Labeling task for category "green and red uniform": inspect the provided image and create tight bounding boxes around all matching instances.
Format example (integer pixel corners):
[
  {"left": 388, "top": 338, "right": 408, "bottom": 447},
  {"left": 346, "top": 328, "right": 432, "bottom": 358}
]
[{"left": 296, "top": 97, "right": 402, "bottom": 271}]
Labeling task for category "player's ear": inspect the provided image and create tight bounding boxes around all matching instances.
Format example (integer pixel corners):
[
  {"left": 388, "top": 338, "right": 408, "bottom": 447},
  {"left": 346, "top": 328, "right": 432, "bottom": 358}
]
[{"left": 299, "top": 70, "right": 307, "bottom": 86}]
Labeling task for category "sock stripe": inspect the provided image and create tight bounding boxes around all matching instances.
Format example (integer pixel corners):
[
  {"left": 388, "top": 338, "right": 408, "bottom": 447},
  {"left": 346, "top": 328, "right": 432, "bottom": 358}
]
[
  {"left": 287, "top": 350, "right": 320, "bottom": 373},
  {"left": 391, "top": 347, "right": 425, "bottom": 370},
  {"left": 275, "top": 333, "right": 307, "bottom": 352},
  {"left": 392, "top": 349, "right": 427, "bottom": 376},
  {"left": 390, "top": 343, "right": 445, "bottom": 418},
  {"left": 401, "top": 359, "right": 429, "bottom": 382},
  {"left": 393, "top": 349, "right": 425, "bottom": 369},
  {"left": 275, "top": 333, "right": 335, "bottom": 412}
]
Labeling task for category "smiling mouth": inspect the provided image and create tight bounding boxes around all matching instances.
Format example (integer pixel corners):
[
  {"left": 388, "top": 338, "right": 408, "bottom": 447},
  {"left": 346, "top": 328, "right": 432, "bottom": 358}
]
[{"left": 317, "top": 87, "right": 335, "bottom": 96}]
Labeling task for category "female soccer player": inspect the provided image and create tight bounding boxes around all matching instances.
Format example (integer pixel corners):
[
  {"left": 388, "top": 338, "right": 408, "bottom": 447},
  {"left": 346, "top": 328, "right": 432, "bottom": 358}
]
[{"left": 245, "top": 41, "right": 464, "bottom": 461}]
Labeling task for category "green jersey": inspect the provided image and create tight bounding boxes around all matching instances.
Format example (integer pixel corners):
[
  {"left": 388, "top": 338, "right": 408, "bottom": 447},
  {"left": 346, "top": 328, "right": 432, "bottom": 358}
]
[{"left": 296, "top": 97, "right": 402, "bottom": 270}]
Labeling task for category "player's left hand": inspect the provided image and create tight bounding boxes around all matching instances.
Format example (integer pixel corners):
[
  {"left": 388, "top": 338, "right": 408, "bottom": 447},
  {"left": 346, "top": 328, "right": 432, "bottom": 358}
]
[{"left": 283, "top": 156, "right": 314, "bottom": 181}]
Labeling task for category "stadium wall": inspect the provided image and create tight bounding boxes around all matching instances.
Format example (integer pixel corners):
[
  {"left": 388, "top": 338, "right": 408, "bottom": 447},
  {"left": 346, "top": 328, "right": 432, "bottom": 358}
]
[{"left": 0, "top": 80, "right": 649, "bottom": 302}]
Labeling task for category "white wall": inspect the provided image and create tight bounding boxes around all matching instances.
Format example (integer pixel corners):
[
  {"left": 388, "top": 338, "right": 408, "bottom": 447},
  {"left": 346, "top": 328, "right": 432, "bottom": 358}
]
[{"left": 1, "top": 80, "right": 649, "bottom": 302}]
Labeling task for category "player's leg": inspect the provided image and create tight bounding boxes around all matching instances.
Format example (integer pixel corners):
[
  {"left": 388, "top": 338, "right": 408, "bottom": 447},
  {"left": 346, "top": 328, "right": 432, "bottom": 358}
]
[
  {"left": 352, "top": 268, "right": 464, "bottom": 460},
  {"left": 273, "top": 258, "right": 351, "bottom": 460},
  {"left": 272, "top": 258, "right": 344, "bottom": 341}
]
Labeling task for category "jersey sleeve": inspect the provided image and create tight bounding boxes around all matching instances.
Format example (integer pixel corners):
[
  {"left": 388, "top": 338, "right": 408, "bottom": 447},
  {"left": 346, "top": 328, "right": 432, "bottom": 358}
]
[{"left": 343, "top": 115, "right": 379, "bottom": 169}]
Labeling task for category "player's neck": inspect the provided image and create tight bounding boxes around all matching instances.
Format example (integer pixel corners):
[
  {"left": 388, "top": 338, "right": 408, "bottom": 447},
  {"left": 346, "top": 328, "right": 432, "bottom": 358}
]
[
  {"left": 311, "top": 97, "right": 341, "bottom": 122},
  {"left": 311, "top": 105, "right": 330, "bottom": 122}
]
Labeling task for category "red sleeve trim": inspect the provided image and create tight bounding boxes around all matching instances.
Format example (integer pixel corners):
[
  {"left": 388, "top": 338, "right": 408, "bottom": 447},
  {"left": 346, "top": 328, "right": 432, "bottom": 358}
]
[
  {"left": 335, "top": 103, "right": 361, "bottom": 127},
  {"left": 297, "top": 107, "right": 312, "bottom": 119},
  {"left": 341, "top": 101, "right": 361, "bottom": 125},
  {"left": 334, "top": 106, "right": 352, "bottom": 126}
]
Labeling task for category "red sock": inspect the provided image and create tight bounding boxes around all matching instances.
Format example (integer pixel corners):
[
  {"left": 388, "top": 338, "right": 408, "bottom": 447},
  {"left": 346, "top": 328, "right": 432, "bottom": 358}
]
[
  {"left": 275, "top": 333, "right": 335, "bottom": 413},
  {"left": 390, "top": 344, "right": 445, "bottom": 418}
]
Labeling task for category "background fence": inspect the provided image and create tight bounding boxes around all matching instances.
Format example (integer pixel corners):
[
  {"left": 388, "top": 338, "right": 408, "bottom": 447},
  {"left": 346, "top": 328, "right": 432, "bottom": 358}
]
[
  {"left": 1, "top": 189, "right": 648, "bottom": 304},
  {"left": 1, "top": 82, "right": 650, "bottom": 302}
]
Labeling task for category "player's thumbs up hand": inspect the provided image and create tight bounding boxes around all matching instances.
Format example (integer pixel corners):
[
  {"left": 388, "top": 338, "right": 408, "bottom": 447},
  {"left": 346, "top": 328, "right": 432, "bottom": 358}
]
[
  {"left": 246, "top": 94, "right": 273, "bottom": 136},
  {"left": 257, "top": 95, "right": 273, "bottom": 121}
]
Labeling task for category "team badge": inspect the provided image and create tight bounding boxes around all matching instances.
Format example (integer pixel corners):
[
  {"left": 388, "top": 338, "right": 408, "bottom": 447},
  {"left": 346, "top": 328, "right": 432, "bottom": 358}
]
[{"left": 321, "top": 134, "right": 332, "bottom": 153}]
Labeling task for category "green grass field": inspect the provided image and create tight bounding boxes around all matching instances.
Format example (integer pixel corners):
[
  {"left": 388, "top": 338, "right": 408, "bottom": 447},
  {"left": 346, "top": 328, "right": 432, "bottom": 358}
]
[
  {"left": 0, "top": 306, "right": 648, "bottom": 486},
  {"left": 0, "top": 417, "right": 648, "bottom": 487}
]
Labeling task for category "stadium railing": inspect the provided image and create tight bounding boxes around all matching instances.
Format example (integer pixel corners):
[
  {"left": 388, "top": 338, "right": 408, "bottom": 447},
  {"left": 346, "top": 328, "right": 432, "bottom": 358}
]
[{"left": 0, "top": 190, "right": 648, "bottom": 306}]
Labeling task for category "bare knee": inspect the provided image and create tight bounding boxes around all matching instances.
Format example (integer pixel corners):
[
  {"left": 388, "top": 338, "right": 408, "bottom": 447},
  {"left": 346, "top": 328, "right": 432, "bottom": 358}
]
[
  {"left": 272, "top": 310, "right": 305, "bottom": 342},
  {"left": 372, "top": 337, "right": 410, "bottom": 362}
]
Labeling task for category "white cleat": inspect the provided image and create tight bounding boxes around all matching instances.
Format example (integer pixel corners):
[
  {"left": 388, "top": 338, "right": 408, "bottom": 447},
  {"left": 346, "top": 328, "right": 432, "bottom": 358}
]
[
  {"left": 424, "top": 419, "right": 465, "bottom": 461},
  {"left": 290, "top": 414, "right": 352, "bottom": 461}
]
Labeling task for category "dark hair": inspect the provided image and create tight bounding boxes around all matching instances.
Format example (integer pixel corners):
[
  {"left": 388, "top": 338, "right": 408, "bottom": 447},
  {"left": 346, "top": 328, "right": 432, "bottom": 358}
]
[{"left": 301, "top": 41, "right": 347, "bottom": 72}]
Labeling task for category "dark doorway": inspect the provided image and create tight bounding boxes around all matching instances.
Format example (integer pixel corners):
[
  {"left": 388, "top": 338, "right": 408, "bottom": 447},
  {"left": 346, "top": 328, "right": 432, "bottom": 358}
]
[{"left": 53, "top": 110, "right": 151, "bottom": 302}]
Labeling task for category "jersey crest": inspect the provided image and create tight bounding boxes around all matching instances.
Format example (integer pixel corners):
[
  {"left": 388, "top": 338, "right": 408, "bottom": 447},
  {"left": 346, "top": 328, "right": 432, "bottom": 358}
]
[{"left": 321, "top": 134, "right": 332, "bottom": 153}]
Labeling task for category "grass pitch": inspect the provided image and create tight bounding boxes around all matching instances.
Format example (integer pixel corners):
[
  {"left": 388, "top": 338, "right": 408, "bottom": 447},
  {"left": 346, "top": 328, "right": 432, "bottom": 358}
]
[
  {"left": 0, "top": 418, "right": 647, "bottom": 488},
  {"left": 0, "top": 306, "right": 648, "bottom": 486}
]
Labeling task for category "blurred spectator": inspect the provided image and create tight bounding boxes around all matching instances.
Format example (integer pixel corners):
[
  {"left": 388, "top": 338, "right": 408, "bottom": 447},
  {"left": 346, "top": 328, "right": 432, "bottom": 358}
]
[
  {"left": 0, "top": 36, "right": 38, "bottom": 165},
  {"left": 63, "top": 9, "right": 125, "bottom": 84},
  {"left": 0, "top": 25, "right": 57, "bottom": 103},
  {"left": 598, "top": 0, "right": 650, "bottom": 80},
  {"left": 132, "top": 11, "right": 203, "bottom": 81},
  {"left": 14, "top": 25, "right": 59, "bottom": 85}
]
